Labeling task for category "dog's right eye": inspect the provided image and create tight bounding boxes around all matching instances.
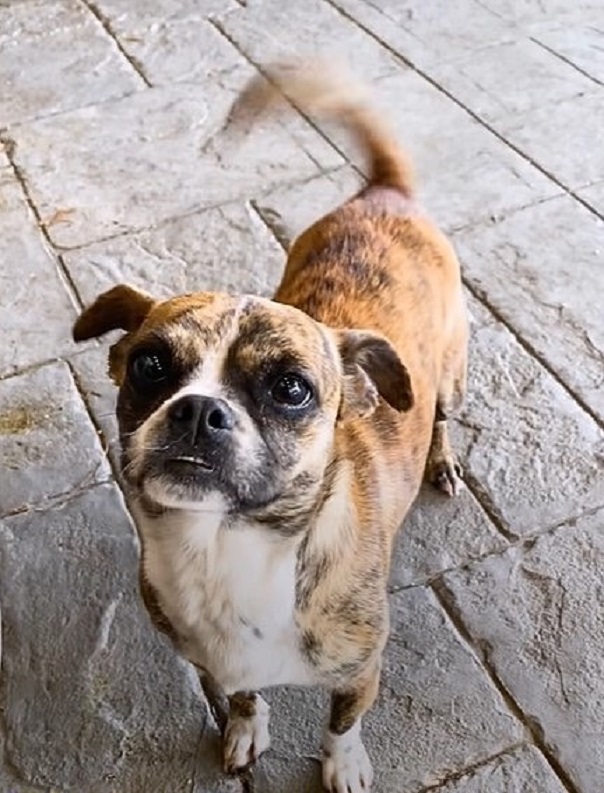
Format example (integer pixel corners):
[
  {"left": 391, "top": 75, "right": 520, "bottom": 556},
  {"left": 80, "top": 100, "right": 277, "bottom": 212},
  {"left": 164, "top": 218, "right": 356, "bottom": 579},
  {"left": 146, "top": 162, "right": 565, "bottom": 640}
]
[{"left": 129, "top": 349, "right": 170, "bottom": 390}]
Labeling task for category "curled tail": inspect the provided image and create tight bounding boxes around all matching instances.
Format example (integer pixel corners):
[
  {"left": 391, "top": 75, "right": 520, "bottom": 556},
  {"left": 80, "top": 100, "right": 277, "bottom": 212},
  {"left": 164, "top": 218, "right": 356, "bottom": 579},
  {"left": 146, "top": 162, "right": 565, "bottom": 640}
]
[{"left": 228, "top": 59, "right": 414, "bottom": 197}]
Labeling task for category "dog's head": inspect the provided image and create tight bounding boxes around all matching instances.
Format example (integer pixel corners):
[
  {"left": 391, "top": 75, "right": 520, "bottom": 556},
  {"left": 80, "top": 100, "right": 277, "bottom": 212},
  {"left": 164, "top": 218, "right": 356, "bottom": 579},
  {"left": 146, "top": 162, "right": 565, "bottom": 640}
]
[{"left": 74, "top": 286, "right": 413, "bottom": 520}]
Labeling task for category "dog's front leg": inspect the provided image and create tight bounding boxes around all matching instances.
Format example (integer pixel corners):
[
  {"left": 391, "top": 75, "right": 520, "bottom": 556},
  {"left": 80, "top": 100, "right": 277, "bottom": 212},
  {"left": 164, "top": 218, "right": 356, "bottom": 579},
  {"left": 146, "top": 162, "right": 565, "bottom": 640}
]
[
  {"left": 223, "top": 690, "right": 271, "bottom": 773},
  {"left": 323, "top": 666, "right": 380, "bottom": 792}
]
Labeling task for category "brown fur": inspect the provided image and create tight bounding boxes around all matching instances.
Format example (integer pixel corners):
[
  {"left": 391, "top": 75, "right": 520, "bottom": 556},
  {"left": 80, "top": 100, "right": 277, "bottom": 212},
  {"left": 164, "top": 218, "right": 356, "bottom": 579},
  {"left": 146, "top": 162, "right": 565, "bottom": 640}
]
[{"left": 73, "top": 58, "right": 468, "bottom": 789}]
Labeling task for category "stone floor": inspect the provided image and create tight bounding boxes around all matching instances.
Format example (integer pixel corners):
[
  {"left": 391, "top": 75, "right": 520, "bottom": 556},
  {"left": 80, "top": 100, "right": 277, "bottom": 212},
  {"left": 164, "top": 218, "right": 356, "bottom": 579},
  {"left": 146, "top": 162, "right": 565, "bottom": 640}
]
[{"left": 0, "top": 0, "right": 603, "bottom": 791}]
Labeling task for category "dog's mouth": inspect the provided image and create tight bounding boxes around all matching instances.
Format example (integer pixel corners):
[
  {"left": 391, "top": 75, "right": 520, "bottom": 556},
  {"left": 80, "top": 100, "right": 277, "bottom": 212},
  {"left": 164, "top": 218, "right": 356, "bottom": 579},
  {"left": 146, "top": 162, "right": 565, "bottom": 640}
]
[{"left": 164, "top": 456, "right": 216, "bottom": 475}]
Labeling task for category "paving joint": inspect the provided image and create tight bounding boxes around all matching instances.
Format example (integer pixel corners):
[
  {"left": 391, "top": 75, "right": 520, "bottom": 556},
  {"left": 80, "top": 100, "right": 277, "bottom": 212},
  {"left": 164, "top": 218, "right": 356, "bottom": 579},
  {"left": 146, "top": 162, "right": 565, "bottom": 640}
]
[
  {"left": 78, "top": 0, "right": 152, "bottom": 88},
  {"left": 431, "top": 581, "right": 582, "bottom": 793},
  {"left": 0, "top": 132, "right": 85, "bottom": 313},
  {"left": 325, "top": 0, "right": 604, "bottom": 226}
]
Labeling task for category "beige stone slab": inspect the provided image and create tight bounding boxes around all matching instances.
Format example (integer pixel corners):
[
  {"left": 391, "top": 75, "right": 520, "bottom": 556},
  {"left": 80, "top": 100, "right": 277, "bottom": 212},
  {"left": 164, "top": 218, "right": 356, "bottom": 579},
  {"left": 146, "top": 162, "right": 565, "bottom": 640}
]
[
  {"left": 0, "top": 0, "right": 142, "bottom": 126},
  {"left": 442, "top": 508, "right": 604, "bottom": 793}
]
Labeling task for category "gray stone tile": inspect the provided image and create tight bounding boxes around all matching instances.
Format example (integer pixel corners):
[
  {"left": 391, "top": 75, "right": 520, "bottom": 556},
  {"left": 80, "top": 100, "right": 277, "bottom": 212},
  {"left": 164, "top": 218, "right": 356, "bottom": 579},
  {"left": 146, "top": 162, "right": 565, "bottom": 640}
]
[
  {"left": 434, "top": 745, "right": 566, "bottom": 792},
  {"left": 329, "top": 0, "right": 515, "bottom": 68},
  {"left": 258, "top": 587, "right": 523, "bottom": 793},
  {"left": 64, "top": 202, "right": 285, "bottom": 303},
  {"left": 258, "top": 69, "right": 560, "bottom": 233},
  {"left": 457, "top": 296, "right": 604, "bottom": 536},
  {"left": 255, "top": 165, "right": 363, "bottom": 247},
  {"left": 96, "top": 4, "right": 240, "bottom": 86},
  {"left": 0, "top": 169, "right": 79, "bottom": 375},
  {"left": 391, "top": 486, "right": 506, "bottom": 589},
  {"left": 0, "top": 484, "right": 230, "bottom": 793},
  {"left": 530, "top": 19, "right": 604, "bottom": 84},
  {"left": 441, "top": 508, "right": 604, "bottom": 793},
  {"left": 0, "top": 361, "right": 110, "bottom": 515},
  {"left": 0, "top": 0, "right": 142, "bottom": 126},
  {"left": 430, "top": 38, "right": 592, "bottom": 126},
  {"left": 576, "top": 178, "right": 604, "bottom": 215},
  {"left": 216, "top": 0, "right": 403, "bottom": 82},
  {"left": 479, "top": 0, "right": 602, "bottom": 25},
  {"left": 499, "top": 90, "right": 604, "bottom": 189},
  {"left": 10, "top": 78, "right": 342, "bottom": 249},
  {"left": 455, "top": 196, "right": 604, "bottom": 423}
]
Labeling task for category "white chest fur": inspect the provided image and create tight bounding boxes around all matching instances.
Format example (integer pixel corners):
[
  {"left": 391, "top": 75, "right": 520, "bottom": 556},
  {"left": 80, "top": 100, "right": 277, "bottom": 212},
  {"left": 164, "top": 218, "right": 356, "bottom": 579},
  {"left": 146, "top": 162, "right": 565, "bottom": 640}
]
[{"left": 137, "top": 502, "right": 315, "bottom": 695}]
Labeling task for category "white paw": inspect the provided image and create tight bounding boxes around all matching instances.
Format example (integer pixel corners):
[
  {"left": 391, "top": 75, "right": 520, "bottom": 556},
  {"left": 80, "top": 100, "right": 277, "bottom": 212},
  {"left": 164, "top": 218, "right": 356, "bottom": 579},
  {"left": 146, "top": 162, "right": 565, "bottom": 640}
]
[
  {"left": 223, "top": 696, "right": 270, "bottom": 773},
  {"left": 322, "top": 722, "right": 373, "bottom": 792}
]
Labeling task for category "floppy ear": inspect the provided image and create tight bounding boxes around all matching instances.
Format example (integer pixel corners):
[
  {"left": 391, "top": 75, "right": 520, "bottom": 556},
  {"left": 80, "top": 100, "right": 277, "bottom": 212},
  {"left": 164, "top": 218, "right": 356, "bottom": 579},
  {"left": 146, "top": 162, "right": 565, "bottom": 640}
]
[
  {"left": 73, "top": 284, "right": 156, "bottom": 342},
  {"left": 73, "top": 285, "right": 157, "bottom": 386},
  {"left": 337, "top": 329, "right": 413, "bottom": 420}
]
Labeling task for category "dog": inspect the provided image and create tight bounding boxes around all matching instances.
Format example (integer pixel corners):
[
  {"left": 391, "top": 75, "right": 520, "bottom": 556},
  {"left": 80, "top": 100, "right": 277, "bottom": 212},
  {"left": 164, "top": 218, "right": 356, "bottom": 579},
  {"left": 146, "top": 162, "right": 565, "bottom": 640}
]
[{"left": 73, "top": 60, "right": 468, "bottom": 793}]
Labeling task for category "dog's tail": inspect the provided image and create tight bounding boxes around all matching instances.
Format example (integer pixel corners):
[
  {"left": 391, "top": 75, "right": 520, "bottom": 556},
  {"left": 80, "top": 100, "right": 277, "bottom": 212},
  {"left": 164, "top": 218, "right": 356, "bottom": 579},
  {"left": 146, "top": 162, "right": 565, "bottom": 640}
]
[{"left": 228, "top": 59, "right": 414, "bottom": 197}]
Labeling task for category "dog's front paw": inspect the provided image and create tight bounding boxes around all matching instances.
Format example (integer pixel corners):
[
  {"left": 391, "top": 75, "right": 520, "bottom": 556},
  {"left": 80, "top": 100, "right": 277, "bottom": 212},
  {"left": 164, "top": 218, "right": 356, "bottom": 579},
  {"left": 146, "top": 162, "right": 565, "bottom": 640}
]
[
  {"left": 322, "top": 723, "right": 373, "bottom": 792},
  {"left": 223, "top": 695, "right": 270, "bottom": 773},
  {"left": 427, "top": 455, "right": 464, "bottom": 498}
]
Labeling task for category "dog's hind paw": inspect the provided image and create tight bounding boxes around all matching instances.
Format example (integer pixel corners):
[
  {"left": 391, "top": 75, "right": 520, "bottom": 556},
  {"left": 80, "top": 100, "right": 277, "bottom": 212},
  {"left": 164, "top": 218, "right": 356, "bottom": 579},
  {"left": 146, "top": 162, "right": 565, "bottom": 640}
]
[{"left": 428, "top": 456, "right": 464, "bottom": 498}]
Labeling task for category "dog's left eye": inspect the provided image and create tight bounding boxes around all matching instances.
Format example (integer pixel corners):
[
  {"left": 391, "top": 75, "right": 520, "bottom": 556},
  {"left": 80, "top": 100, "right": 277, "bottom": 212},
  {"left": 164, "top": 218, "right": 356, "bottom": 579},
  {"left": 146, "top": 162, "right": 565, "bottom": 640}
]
[
  {"left": 129, "top": 349, "right": 170, "bottom": 389},
  {"left": 270, "top": 374, "right": 313, "bottom": 407}
]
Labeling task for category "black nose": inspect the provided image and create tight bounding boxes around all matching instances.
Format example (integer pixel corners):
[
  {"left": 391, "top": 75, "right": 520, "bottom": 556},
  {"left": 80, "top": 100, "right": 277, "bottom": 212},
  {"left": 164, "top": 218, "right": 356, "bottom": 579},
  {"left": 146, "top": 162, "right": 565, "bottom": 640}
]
[{"left": 169, "top": 395, "right": 235, "bottom": 443}]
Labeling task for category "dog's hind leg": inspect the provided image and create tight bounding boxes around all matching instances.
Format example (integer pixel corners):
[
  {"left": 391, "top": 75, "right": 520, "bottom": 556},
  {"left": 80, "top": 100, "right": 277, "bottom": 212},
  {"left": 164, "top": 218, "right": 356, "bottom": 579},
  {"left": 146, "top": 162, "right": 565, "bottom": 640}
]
[{"left": 426, "top": 320, "right": 467, "bottom": 497}]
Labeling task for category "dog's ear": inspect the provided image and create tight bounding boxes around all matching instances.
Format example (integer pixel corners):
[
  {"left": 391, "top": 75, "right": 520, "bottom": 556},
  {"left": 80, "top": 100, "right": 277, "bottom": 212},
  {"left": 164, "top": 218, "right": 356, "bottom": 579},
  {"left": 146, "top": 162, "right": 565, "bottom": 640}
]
[
  {"left": 337, "top": 329, "right": 413, "bottom": 420},
  {"left": 73, "top": 284, "right": 156, "bottom": 341},
  {"left": 73, "top": 285, "right": 157, "bottom": 386}
]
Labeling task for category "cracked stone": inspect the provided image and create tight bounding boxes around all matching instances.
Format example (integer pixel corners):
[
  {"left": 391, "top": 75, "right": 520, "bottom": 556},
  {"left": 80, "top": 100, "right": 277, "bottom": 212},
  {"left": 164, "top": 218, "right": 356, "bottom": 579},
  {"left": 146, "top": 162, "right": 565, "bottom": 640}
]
[
  {"left": 499, "top": 89, "right": 604, "bottom": 189},
  {"left": 577, "top": 178, "right": 604, "bottom": 217},
  {"left": 255, "top": 166, "right": 363, "bottom": 248},
  {"left": 0, "top": 484, "right": 234, "bottom": 793},
  {"left": 457, "top": 295, "right": 604, "bottom": 536},
  {"left": 478, "top": 0, "right": 602, "bottom": 25},
  {"left": 435, "top": 745, "right": 566, "bottom": 792},
  {"left": 9, "top": 73, "right": 342, "bottom": 249},
  {"left": 255, "top": 587, "right": 523, "bottom": 793},
  {"left": 329, "top": 0, "right": 515, "bottom": 68},
  {"left": 391, "top": 485, "right": 507, "bottom": 589},
  {"left": 530, "top": 18, "right": 604, "bottom": 84},
  {"left": 91, "top": 1, "right": 240, "bottom": 85},
  {"left": 455, "top": 196, "right": 604, "bottom": 424},
  {"left": 441, "top": 507, "right": 604, "bottom": 793},
  {"left": 216, "top": 0, "right": 403, "bottom": 83},
  {"left": 429, "top": 38, "right": 592, "bottom": 126},
  {"left": 0, "top": 0, "right": 142, "bottom": 126},
  {"left": 0, "top": 361, "right": 110, "bottom": 516},
  {"left": 0, "top": 169, "right": 79, "bottom": 375}
]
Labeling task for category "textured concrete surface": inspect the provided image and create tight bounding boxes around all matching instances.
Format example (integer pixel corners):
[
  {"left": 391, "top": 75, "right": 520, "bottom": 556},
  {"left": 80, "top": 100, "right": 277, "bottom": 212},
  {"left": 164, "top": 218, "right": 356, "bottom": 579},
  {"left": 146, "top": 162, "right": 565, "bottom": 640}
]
[{"left": 0, "top": 1, "right": 602, "bottom": 792}]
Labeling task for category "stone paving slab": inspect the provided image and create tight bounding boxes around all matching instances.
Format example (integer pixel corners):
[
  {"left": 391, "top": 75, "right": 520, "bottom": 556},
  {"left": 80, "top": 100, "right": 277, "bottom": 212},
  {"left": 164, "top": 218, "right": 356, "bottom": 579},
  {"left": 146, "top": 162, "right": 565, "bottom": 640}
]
[
  {"left": 0, "top": 361, "right": 110, "bottom": 516},
  {"left": 577, "top": 179, "right": 604, "bottom": 217},
  {"left": 0, "top": 484, "right": 236, "bottom": 793},
  {"left": 457, "top": 296, "right": 604, "bottom": 537},
  {"left": 9, "top": 78, "right": 343, "bottom": 249},
  {"left": 454, "top": 196, "right": 604, "bottom": 423},
  {"left": 216, "top": 0, "right": 404, "bottom": 83},
  {"left": 64, "top": 201, "right": 284, "bottom": 304},
  {"left": 498, "top": 89, "right": 604, "bottom": 190},
  {"left": 255, "top": 75, "right": 560, "bottom": 235},
  {"left": 0, "top": 0, "right": 142, "bottom": 127},
  {"left": 478, "top": 0, "right": 602, "bottom": 26},
  {"left": 257, "top": 587, "right": 524, "bottom": 793},
  {"left": 0, "top": 168, "right": 80, "bottom": 376},
  {"left": 391, "top": 486, "right": 506, "bottom": 589},
  {"left": 441, "top": 507, "right": 604, "bottom": 793},
  {"left": 529, "top": 18, "right": 604, "bottom": 84},
  {"left": 433, "top": 745, "right": 566, "bottom": 793},
  {"left": 329, "top": 0, "right": 516, "bottom": 69},
  {"left": 89, "top": 1, "right": 240, "bottom": 86},
  {"left": 429, "top": 38, "right": 593, "bottom": 127}
]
